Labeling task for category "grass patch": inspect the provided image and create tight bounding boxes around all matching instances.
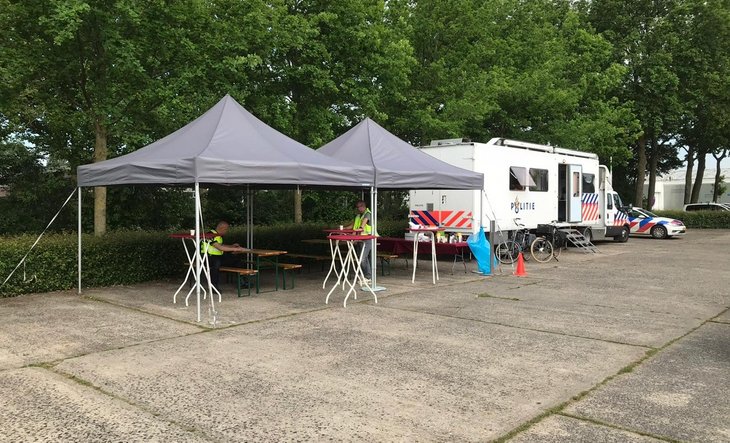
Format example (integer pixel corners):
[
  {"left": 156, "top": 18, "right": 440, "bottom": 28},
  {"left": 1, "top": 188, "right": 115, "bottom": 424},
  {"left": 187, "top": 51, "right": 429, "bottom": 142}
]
[
  {"left": 492, "top": 404, "right": 566, "bottom": 443},
  {"left": 27, "top": 361, "right": 56, "bottom": 370},
  {"left": 477, "top": 293, "right": 520, "bottom": 301},
  {"left": 616, "top": 349, "right": 658, "bottom": 375}
]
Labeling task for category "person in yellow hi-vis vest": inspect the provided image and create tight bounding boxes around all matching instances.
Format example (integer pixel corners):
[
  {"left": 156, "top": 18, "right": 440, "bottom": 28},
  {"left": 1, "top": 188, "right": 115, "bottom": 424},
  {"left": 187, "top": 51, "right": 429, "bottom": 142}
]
[
  {"left": 201, "top": 221, "right": 246, "bottom": 292},
  {"left": 343, "top": 200, "right": 372, "bottom": 283}
]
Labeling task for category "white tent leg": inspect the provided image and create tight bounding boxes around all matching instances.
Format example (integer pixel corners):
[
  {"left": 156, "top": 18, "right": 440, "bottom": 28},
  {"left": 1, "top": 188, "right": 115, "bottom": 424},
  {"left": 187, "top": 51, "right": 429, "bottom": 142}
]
[
  {"left": 195, "top": 183, "right": 201, "bottom": 322},
  {"left": 368, "top": 186, "right": 385, "bottom": 293},
  {"left": 371, "top": 187, "right": 376, "bottom": 283},
  {"left": 77, "top": 187, "right": 82, "bottom": 294},
  {"left": 245, "top": 185, "right": 253, "bottom": 249}
]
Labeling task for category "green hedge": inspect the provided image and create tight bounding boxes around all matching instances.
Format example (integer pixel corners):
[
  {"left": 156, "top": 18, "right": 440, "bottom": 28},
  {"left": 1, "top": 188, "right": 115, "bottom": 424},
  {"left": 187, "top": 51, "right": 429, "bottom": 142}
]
[
  {"left": 652, "top": 210, "right": 730, "bottom": 229},
  {"left": 0, "top": 220, "right": 411, "bottom": 297},
  {"left": 0, "top": 231, "right": 187, "bottom": 297}
]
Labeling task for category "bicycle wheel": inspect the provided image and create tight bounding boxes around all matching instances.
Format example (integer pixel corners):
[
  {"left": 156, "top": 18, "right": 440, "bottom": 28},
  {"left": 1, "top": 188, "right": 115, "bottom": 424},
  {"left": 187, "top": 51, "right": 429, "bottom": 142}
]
[
  {"left": 552, "top": 231, "right": 566, "bottom": 259},
  {"left": 496, "top": 241, "right": 519, "bottom": 264},
  {"left": 520, "top": 243, "right": 530, "bottom": 261},
  {"left": 520, "top": 233, "right": 534, "bottom": 261},
  {"left": 530, "top": 237, "right": 553, "bottom": 263},
  {"left": 552, "top": 241, "right": 563, "bottom": 259}
]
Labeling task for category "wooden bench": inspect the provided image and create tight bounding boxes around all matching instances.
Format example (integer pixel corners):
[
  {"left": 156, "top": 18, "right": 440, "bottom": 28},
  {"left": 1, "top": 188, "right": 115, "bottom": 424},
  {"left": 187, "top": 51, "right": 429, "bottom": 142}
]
[
  {"left": 219, "top": 267, "right": 258, "bottom": 297},
  {"left": 284, "top": 253, "right": 330, "bottom": 272},
  {"left": 277, "top": 263, "right": 303, "bottom": 289},
  {"left": 377, "top": 252, "right": 400, "bottom": 276}
]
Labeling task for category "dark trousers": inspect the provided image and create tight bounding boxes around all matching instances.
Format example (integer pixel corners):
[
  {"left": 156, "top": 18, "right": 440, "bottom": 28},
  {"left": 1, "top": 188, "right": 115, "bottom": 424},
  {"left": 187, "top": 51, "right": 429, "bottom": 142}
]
[
  {"left": 207, "top": 253, "right": 241, "bottom": 291},
  {"left": 358, "top": 239, "right": 372, "bottom": 279}
]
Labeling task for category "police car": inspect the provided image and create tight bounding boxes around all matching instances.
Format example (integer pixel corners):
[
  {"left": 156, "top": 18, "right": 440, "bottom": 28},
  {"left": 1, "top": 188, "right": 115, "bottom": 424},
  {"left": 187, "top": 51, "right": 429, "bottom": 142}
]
[{"left": 627, "top": 207, "right": 686, "bottom": 239}]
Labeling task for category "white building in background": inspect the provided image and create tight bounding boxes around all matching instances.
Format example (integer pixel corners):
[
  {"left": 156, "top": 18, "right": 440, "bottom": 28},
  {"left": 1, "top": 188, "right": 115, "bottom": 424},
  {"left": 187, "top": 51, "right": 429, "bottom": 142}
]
[{"left": 644, "top": 168, "right": 730, "bottom": 210}]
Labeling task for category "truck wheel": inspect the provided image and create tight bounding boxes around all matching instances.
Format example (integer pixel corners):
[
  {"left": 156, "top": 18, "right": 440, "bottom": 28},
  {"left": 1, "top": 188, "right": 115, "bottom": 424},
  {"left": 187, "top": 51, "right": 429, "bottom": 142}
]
[
  {"left": 582, "top": 227, "right": 593, "bottom": 243},
  {"left": 651, "top": 225, "right": 667, "bottom": 239},
  {"left": 613, "top": 226, "right": 629, "bottom": 242}
]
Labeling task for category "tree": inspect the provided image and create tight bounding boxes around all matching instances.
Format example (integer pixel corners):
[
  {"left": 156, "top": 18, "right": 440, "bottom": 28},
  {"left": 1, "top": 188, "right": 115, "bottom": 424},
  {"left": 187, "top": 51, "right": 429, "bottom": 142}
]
[
  {"left": 259, "top": 0, "right": 415, "bottom": 219},
  {"left": 0, "top": 0, "right": 287, "bottom": 234},
  {"left": 673, "top": 0, "right": 730, "bottom": 203},
  {"left": 0, "top": 135, "right": 77, "bottom": 234},
  {"left": 400, "top": 0, "right": 636, "bottom": 165},
  {"left": 588, "top": 0, "right": 684, "bottom": 207}
]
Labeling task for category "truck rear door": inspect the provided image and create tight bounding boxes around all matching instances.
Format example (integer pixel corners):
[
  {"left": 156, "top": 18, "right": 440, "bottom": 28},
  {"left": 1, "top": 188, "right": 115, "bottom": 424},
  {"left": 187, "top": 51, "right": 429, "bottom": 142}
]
[{"left": 567, "top": 164, "right": 582, "bottom": 223}]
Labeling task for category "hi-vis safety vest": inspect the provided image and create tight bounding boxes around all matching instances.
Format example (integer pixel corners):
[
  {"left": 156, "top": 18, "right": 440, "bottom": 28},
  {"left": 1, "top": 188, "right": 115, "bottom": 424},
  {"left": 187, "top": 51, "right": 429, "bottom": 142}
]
[
  {"left": 353, "top": 209, "right": 372, "bottom": 234},
  {"left": 201, "top": 229, "right": 224, "bottom": 255}
]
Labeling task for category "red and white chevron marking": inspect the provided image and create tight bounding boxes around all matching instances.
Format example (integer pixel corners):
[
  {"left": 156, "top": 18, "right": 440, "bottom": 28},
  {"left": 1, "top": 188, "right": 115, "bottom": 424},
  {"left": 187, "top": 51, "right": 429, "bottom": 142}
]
[{"left": 581, "top": 193, "right": 599, "bottom": 221}]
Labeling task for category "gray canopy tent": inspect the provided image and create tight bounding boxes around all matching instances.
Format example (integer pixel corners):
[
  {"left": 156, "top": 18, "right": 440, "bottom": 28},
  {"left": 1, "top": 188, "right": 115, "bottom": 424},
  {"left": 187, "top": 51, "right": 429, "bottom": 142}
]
[
  {"left": 318, "top": 118, "right": 484, "bottom": 288},
  {"left": 77, "top": 95, "right": 372, "bottom": 321}
]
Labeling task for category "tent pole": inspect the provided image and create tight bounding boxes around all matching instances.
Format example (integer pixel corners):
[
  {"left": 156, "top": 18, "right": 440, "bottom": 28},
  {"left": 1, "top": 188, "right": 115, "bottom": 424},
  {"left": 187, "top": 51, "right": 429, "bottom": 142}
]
[
  {"left": 471, "top": 190, "right": 484, "bottom": 234},
  {"left": 77, "top": 187, "right": 82, "bottom": 294},
  {"left": 249, "top": 188, "right": 254, "bottom": 249},
  {"left": 245, "top": 185, "right": 250, "bottom": 249},
  {"left": 371, "top": 187, "right": 376, "bottom": 284},
  {"left": 195, "top": 182, "right": 201, "bottom": 322},
  {"left": 369, "top": 186, "right": 385, "bottom": 292},
  {"left": 246, "top": 185, "right": 252, "bottom": 249}
]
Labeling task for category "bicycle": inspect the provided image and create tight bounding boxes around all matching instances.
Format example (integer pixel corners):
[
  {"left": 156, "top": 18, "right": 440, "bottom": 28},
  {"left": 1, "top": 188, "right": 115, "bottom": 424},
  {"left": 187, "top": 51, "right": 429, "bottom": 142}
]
[
  {"left": 531, "top": 221, "right": 567, "bottom": 263},
  {"left": 495, "top": 219, "right": 534, "bottom": 264}
]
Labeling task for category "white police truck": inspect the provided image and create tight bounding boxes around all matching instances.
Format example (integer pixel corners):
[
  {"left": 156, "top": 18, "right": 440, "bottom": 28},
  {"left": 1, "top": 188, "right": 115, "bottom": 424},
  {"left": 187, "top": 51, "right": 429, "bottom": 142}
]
[{"left": 409, "top": 138, "right": 630, "bottom": 243}]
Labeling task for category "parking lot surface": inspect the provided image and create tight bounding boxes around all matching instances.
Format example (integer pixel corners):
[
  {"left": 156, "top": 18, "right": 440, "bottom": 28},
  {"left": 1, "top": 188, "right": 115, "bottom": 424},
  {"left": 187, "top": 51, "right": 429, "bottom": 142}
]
[{"left": 0, "top": 230, "right": 727, "bottom": 442}]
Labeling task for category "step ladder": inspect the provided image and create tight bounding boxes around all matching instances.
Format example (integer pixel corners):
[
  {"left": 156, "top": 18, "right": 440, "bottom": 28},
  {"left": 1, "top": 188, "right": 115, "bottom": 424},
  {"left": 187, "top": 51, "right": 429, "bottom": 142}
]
[{"left": 561, "top": 229, "right": 599, "bottom": 253}]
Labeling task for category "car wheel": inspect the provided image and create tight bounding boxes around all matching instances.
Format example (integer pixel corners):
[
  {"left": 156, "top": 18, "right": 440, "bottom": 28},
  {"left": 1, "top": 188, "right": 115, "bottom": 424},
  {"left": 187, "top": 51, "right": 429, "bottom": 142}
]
[
  {"left": 613, "top": 225, "right": 629, "bottom": 242},
  {"left": 651, "top": 225, "right": 667, "bottom": 239}
]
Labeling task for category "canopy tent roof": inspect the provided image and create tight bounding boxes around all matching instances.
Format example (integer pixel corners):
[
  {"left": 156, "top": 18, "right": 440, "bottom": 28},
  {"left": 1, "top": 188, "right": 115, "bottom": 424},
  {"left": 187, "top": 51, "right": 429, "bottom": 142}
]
[
  {"left": 77, "top": 95, "right": 372, "bottom": 188},
  {"left": 317, "top": 118, "right": 484, "bottom": 190}
]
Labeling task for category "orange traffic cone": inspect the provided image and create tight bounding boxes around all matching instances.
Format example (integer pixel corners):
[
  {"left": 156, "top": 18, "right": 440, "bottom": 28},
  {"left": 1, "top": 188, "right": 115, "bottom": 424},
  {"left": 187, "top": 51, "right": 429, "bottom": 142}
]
[{"left": 514, "top": 252, "right": 527, "bottom": 277}]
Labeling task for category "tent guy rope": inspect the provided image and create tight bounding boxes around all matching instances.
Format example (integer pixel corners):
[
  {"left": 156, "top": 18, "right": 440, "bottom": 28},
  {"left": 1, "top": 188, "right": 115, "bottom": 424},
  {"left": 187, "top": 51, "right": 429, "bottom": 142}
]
[{"left": 1, "top": 188, "right": 77, "bottom": 289}]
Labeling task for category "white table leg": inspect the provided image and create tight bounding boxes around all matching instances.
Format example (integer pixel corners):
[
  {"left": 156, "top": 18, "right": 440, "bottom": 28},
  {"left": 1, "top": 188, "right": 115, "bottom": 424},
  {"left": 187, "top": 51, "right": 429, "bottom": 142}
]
[
  {"left": 174, "top": 237, "right": 194, "bottom": 304},
  {"left": 411, "top": 235, "right": 418, "bottom": 283},
  {"left": 325, "top": 240, "right": 348, "bottom": 304},
  {"left": 322, "top": 238, "right": 344, "bottom": 289},
  {"left": 431, "top": 233, "right": 439, "bottom": 284},
  {"left": 343, "top": 240, "right": 377, "bottom": 307},
  {"left": 185, "top": 250, "right": 221, "bottom": 306}
]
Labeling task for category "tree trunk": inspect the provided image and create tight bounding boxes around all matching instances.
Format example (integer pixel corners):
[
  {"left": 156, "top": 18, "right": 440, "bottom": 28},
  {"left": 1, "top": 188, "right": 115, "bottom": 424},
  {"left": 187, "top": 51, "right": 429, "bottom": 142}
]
[
  {"left": 634, "top": 134, "right": 647, "bottom": 207},
  {"left": 690, "top": 150, "right": 706, "bottom": 203},
  {"left": 684, "top": 147, "right": 695, "bottom": 204},
  {"left": 713, "top": 163, "right": 722, "bottom": 202},
  {"left": 93, "top": 120, "right": 108, "bottom": 236},
  {"left": 647, "top": 138, "right": 658, "bottom": 209},
  {"left": 294, "top": 189, "right": 302, "bottom": 224},
  {"left": 712, "top": 149, "right": 728, "bottom": 202}
]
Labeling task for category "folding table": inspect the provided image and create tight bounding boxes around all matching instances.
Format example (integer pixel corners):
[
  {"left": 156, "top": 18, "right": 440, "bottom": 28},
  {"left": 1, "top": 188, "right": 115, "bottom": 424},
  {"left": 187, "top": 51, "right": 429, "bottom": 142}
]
[
  {"left": 321, "top": 228, "right": 361, "bottom": 289},
  {"left": 324, "top": 233, "right": 377, "bottom": 307}
]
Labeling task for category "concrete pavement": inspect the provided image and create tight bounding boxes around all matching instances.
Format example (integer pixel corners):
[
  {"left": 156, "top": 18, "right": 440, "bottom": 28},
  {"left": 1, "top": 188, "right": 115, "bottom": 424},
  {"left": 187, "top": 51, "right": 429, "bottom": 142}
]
[{"left": 0, "top": 230, "right": 727, "bottom": 442}]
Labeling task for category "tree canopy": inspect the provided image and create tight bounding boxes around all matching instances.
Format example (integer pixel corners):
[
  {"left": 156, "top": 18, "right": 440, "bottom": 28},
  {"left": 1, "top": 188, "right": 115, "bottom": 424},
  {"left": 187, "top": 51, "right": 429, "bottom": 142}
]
[{"left": 0, "top": 0, "right": 727, "bottom": 234}]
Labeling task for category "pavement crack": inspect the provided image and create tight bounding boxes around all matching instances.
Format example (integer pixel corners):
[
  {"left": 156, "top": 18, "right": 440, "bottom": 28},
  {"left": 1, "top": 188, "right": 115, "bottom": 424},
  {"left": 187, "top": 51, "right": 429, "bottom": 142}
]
[
  {"left": 372, "top": 303, "right": 653, "bottom": 350},
  {"left": 490, "top": 313, "right": 721, "bottom": 443},
  {"left": 40, "top": 365, "right": 219, "bottom": 442},
  {"left": 557, "top": 412, "right": 683, "bottom": 443},
  {"left": 81, "top": 294, "right": 210, "bottom": 330}
]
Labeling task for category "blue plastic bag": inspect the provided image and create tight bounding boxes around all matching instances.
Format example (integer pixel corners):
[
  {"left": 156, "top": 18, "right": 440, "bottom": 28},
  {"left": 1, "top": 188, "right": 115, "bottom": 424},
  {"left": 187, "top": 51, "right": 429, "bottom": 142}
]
[{"left": 467, "top": 226, "right": 493, "bottom": 275}]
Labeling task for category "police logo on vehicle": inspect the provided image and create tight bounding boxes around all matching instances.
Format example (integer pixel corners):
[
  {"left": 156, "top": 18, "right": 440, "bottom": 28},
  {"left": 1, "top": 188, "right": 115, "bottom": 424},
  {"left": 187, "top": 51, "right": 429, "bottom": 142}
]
[{"left": 511, "top": 197, "right": 535, "bottom": 213}]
